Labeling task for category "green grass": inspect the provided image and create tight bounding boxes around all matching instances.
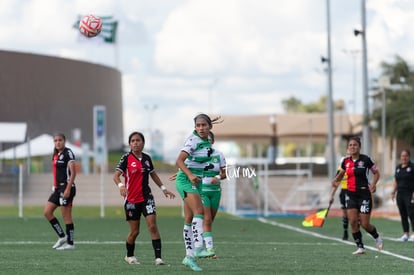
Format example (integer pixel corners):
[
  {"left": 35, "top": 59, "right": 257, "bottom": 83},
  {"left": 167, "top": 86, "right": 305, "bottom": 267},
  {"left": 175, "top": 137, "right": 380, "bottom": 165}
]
[{"left": 1, "top": 206, "right": 414, "bottom": 274}]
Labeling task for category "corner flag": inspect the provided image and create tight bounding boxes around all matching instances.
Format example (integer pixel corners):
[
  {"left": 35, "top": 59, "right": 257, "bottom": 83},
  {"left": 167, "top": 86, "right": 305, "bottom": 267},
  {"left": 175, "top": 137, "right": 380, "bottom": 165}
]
[
  {"left": 302, "top": 203, "right": 332, "bottom": 227},
  {"left": 73, "top": 15, "right": 118, "bottom": 43}
]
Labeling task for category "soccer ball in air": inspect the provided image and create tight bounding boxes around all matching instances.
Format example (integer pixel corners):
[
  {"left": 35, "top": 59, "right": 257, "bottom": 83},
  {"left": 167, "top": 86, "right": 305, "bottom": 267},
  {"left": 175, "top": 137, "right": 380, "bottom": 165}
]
[{"left": 79, "top": 14, "right": 102, "bottom": 37}]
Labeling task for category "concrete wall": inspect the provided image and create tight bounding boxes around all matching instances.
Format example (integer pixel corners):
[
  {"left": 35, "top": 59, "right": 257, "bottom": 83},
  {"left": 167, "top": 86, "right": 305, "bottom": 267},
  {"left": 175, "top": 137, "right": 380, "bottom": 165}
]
[{"left": 0, "top": 50, "right": 123, "bottom": 150}]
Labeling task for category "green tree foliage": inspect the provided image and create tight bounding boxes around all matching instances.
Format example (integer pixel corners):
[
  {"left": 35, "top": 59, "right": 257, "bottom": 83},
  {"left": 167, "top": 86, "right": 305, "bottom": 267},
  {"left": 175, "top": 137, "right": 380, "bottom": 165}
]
[
  {"left": 371, "top": 55, "right": 414, "bottom": 145},
  {"left": 282, "top": 95, "right": 345, "bottom": 113}
]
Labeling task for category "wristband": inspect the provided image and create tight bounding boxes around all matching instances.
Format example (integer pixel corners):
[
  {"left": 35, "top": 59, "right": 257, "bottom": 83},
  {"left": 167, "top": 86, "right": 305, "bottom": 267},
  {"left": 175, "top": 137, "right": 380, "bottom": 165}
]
[
  {"left": 117, "top": 182, "right": 125, "bottom": 188},
  {"left": 160, "top": 185, "right": 167, "bottom": 191},
  {"left": 215, "top": 175, "right": 221, "bottom": 180}
]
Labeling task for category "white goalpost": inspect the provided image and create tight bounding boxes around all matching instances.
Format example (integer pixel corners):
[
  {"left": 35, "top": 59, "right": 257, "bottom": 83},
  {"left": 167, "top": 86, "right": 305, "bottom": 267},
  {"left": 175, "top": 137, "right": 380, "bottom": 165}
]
[{"left": 222, "top": 158, "right": 331, "bottom": 217}]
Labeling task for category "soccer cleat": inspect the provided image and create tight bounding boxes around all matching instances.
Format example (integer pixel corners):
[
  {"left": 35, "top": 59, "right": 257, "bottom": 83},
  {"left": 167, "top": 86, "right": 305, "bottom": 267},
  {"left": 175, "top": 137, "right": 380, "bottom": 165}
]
[
  {"left": 375, "top": 236, "right": 383, "bottom": 250},
  {"left": 155, "top": 258, "right": 165, "bottom": 265},
  {"left": 207, "top": 248, "right": 217, "bottom": 259},
  {"left": 352, "top": 248, "right": 366, "bottom": 255},
  {"left": 194, "top": 248, "right": 215, "bottom": 258},
  {"left": 52, "top": 236, "right": 67, "bottom": 249},
  {"left": 409, "top": 234, "right": 414, "bottom": 241},
  {"left": 182, "top": 256, "right": 202, "bottom": 272},
  {"left": 56, "top": 243, "right": 75, "bottom": 250},
  {"left": 401, "top": 235, "right": 409, "bottom": 242},
  {"left": 124, "top": 256, "right": 140, "bottom": 265}
]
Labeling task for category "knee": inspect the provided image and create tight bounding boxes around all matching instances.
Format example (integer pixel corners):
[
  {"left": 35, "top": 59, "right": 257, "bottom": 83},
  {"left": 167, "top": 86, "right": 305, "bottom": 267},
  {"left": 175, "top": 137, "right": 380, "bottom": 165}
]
[
  {"left": 43, "top": 209, "right": 53, "bottom": 220},
  {"left": 204, "top": 217, "right": 213, "bottom": 227},
  {"left": 147, "top": 224, "right": 158, "bottom": 235},
  {"left": 130, "top": 228, "right": 140, "bottom": 238}
]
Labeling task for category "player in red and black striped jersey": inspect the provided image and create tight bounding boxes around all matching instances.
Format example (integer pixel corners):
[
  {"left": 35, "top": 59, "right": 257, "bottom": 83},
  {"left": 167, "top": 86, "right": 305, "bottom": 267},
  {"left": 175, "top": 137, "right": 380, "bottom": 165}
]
[
  {"left": 331, "top": 136, "right": 382, "bottom": 255},
  {"left": 44, "top": 133, "right": 76, "bottom": 250},
  {"left": 113, "top": 131, "right": 175, "bottom": 266}
]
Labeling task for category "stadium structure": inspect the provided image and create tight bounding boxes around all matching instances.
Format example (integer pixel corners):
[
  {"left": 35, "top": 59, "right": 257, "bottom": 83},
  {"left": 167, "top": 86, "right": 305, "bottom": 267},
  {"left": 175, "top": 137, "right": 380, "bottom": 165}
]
[{"left": 0, "top": 50, "right": 123, "bottom": 150}]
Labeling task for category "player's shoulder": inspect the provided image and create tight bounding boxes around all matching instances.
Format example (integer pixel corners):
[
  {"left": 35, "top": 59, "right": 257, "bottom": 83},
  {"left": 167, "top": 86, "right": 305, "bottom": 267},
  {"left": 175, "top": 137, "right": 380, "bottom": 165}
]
[
  {"left": 64, "top": 147, "right": 76, "bottom": 159},
  {"left": 119, "top": 151, "right": 131, "bottom": 161},
  {"left": 141, "top": 152, "right": 152, "bottom": 160}
]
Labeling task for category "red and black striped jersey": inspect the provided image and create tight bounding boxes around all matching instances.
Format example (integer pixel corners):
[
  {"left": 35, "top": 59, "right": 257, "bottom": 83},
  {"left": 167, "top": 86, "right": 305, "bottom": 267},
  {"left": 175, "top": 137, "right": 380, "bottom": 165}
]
[
  {"left": 341, "top": 154, "right": 377, "bottom": 192},
  {"left": 52, "top": 147, "right": 76, "bottom": 188},
  {"left": 115, "top": 152, "right": 154, "bottom": 203}
]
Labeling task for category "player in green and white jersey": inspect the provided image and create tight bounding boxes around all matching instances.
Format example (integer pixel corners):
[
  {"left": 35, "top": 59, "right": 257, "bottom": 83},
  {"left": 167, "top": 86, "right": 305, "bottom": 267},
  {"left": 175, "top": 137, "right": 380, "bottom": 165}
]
[
  {"left": 200, "top": 131, "right": 226, "bottom": 258},
  {"left": 175, "top": 113, "right": 222, "bottom": 272}
]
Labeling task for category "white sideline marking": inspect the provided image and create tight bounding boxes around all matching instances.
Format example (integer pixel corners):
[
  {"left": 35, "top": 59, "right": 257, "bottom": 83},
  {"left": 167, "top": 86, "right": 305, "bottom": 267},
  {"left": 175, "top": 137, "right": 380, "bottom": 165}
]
[
  {"left": 0, "top": 240, "right": 342, "bottom": 246},
  {"left": 258, "top": 217, "right": 414, "bottom": 263}
]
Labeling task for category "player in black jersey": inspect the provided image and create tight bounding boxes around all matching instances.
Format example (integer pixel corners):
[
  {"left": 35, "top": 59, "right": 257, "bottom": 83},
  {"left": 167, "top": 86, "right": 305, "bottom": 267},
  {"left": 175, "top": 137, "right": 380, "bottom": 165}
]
[
  {"left": 43, "top": 133, "right": 77, "bottom": 250},
  {"left": 391, "top": 149, "right": 414, "bottom": 241},
  {"left": 331, "top": 136, "right": 382, "bottom": 254}
]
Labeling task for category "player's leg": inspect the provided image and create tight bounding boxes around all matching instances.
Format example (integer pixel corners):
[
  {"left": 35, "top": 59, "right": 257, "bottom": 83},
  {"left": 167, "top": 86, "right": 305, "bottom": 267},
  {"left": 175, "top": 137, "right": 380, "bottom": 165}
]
[
  {"left": 123, "top": 201, "right": 141, "bottom": 264},
  {"left": 143, "top": 198, "right": 165, "bottom": 265},
  {"left": 176, "top": 174, "right": 203, "bottom": 271},
  {"left": 339, "top": 189, "right": 349, "bottom": 240},
  {"left": 44, "top": 190, "right": 66, "bottom": 249},
  {"left": 203, "top": 191, "right": 220, "bottom": 257},
  {"left": 397, "top": 193, "right": 410, "bottom": 240},
  {"left": 56, "top": 186, "right": 76, "bottom": 250},
  {"left": 347, "top": 193, "right": 365, "bottom": 255},
  {"left": 359, "top": 195, "right": 382, "bottom": 250}
]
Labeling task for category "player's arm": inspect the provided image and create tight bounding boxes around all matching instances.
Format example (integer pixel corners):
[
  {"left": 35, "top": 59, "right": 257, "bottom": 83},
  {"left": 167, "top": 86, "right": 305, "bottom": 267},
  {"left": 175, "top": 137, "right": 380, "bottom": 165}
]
[
  {"left": 391, "top": 179, "right": 397, "bottom": 201},
  {"left": 369, "top": 168, "right": 380, "bottom": 193},
  {"left": 329, "top": 169, "right": 344, "bottom": 203},
  {"left": 211, "top": 166, "right": 226, "bottom": 184},
  {"left": 113, "top": 169, "right": 126, "bottom": 197},
  {"left": 63, "top": 160, "right": 76, "bottom": 199},
  {"left": 176, "top": 151, "right": 199, "bottom": 185}
]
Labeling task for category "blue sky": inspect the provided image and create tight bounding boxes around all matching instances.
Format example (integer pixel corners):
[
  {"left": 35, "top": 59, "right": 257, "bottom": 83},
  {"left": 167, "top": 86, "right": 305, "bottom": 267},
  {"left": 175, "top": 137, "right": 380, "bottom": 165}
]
[{"left": 0, "top": 0, "right": 412, "bottom": 160}]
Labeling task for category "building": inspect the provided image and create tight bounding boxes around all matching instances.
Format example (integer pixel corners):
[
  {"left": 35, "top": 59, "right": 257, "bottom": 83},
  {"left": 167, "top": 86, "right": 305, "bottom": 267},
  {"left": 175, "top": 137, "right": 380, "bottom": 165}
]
[{"left": 0, "top": 50, "right": 123, "bottom": 150}]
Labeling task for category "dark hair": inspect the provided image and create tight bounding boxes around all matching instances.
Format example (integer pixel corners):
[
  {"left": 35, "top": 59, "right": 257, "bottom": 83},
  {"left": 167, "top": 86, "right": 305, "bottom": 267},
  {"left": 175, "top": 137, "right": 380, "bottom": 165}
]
[
  {"left": 401, "top": 149, "right": 411, "bottom": 157},
  {"left": 128, "top": 131, "right": 145, "bottom": 144},
  {"left": 53, "top": 133, "right": 66, "bottom": 157},
  {"left": 348, "top": 136, "right": 361, "bottom": 147},
  {"left": 209, "top": 131, "right": 215, "bottom": 143},
  {"left": 193, "top": 113, "right": 223, "bottom": 127}
]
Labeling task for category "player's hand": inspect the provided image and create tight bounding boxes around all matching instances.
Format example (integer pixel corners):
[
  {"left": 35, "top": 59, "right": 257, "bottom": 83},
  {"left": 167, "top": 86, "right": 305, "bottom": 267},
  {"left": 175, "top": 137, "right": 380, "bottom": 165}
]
[
  {"left": 163, "top": 189, "right": 176, "bottom": 199},
  {"left": 369, "top": 183, "right": 376, "bottom": 193},
  {"left": 169, "top": 173, "right": 177, "bottom": 181},
  {"left": 119, "top": 186, "right": 127, "bottom": 197},
  {"left": 189, "top": 174, "right": 200, "bottom": 185}
]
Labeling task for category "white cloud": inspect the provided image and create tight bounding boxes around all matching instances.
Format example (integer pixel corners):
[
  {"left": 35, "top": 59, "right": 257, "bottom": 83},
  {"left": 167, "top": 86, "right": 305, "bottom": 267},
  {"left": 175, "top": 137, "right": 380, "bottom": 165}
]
[{"left": 3, "top": 0, "right": 414, "bottom": 156}]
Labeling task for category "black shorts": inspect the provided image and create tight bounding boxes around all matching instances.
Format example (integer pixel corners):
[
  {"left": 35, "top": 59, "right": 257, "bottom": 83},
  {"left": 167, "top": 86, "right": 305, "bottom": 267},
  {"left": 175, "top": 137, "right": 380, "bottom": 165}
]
[
  {"left": 346, "top": 188, "right": 372, "bottom": 214},
  {"left": 124, "top": 196, "right": 156, "bottom": 221},
  {"left": 48, "top": 185, "right": 76, "bottom": 207},
  {"left": 339, "top": 189, "right": 348, "bottom": 209}
]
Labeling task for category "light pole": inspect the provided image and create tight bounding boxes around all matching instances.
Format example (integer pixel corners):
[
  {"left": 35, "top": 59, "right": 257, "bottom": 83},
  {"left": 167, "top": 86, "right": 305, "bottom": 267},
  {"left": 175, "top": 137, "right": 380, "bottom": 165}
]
[
  {"left": 324, "top": 0, "right": 336, "bottom": 180},
  {"left": 269, "top": 114, "right": 277, "bottom": 167},
  {"left": 355, "top": 0, "right": 370, "bottom": 156}
]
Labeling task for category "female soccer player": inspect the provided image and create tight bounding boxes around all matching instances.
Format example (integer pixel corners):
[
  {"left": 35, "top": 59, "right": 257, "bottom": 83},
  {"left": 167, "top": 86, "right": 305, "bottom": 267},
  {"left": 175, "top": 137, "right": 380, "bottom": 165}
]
[
  {"left": 175, "top": 113, "right": 222, "bottom": 271},
  {"left": 391, "top": 149, "right": 414, "bottom": 241},
  {"left": 43, "top": 133, "right": 77, "bottom": 250},
  {"left": 200, "top": 131, "right": 226, "bottom": 258},
  {"left": 113, "top": 131, "right": 175, "bottom": 265},
  {"left": 330, "top": 136, "right": 382, "bottom": 255}
]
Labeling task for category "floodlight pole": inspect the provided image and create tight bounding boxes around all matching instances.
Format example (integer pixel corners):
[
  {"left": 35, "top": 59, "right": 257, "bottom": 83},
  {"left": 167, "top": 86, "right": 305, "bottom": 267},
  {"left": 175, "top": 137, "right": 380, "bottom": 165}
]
[
  {"left": 325, "top": 0, "right": 335, "bottom": 180},
  {"left": 361, "top": 0, "right": 370, "bottom": 156}
]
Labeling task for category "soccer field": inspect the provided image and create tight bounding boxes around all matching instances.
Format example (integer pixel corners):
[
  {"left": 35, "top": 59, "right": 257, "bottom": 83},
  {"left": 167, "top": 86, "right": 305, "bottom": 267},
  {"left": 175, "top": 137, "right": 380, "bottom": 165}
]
[{"left": 1, "top": 206, "right": 414, "bottom": 274}]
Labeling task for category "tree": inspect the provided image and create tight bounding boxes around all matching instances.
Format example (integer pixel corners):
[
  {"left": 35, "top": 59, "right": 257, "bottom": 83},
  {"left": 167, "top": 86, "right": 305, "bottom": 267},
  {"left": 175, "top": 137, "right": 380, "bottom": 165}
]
[
  {"left": 371, "top": 55, "right": 414, "bottom": 145},
  {"left": 282, "top": 95, "right": 345, "bottom": 113}
]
